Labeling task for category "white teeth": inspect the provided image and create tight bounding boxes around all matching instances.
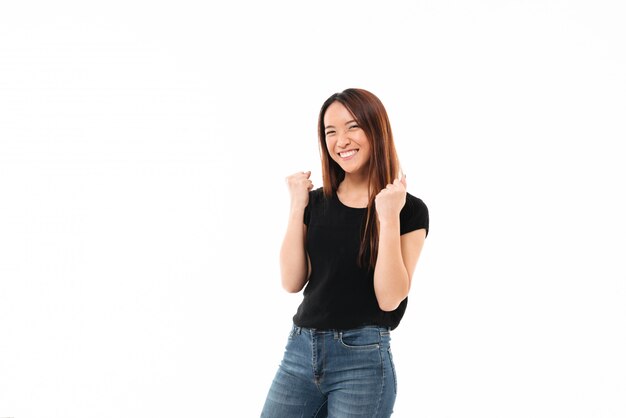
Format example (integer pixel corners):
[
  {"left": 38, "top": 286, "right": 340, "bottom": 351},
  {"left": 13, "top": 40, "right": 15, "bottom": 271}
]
[{"left": 339, "top": 150, "right": 358, "bottom": 158}]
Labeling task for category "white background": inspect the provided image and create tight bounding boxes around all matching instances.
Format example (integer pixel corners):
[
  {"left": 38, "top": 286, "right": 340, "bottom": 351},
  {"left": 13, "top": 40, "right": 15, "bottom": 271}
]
[{"left": 1, "top": 1, "right": 625, "bottom": 417}]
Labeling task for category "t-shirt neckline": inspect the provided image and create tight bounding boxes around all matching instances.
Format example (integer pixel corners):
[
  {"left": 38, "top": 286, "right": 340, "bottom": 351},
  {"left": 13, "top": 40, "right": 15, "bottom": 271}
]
[{"left": 333, "top": 190, "right": 368, "bottom": 210}]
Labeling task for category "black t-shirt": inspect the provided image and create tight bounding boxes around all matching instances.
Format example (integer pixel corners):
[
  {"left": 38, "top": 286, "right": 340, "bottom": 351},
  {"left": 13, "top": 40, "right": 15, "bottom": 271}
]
[{"left": 292, "top": 187, "right": 429, "bottom": 330}]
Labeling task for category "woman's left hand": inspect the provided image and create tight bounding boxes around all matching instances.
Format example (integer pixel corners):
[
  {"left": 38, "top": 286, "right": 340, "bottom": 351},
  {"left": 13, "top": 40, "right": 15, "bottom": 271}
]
[{"left": 375, "top": 174, "right": 407, "bottom": 223}]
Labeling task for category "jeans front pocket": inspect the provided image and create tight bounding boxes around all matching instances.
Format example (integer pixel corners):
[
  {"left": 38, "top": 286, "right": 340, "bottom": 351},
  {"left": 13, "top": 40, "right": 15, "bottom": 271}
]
[
  {"left": 339, "top": 328, "right": 381, "bottom": 350},
  {"left": 288, "top": 324, "right": 300, "bottom": 341}
]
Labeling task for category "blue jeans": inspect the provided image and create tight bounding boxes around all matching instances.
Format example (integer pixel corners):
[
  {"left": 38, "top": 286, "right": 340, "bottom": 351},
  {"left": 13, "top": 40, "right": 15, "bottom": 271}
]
[{"left": 261, "top": 324, "right": 397, "bottom": 417}]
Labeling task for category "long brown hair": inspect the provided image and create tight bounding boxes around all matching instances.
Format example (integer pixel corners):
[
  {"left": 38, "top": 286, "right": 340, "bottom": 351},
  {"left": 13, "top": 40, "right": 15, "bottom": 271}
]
[{"left": 317, "top": 88, "right": 400, "bottom": 270}]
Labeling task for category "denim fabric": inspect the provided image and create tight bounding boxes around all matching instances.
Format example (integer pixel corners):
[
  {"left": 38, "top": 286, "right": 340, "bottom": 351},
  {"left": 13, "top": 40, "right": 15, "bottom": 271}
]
[{"left": 261, "top": 324, "right": 397, "bottom": 417}]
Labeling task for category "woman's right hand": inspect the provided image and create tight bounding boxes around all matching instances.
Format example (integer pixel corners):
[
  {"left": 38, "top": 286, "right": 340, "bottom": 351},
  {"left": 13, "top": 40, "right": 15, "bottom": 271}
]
[{"left": 286, "top": 171, "right": 313, "bottom": 210}]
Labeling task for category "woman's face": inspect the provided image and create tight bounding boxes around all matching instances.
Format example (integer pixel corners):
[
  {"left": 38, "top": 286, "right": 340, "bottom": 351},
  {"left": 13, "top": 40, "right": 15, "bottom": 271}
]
[{"left": 323, "top": 101, "right": 371, "bottom": 177}]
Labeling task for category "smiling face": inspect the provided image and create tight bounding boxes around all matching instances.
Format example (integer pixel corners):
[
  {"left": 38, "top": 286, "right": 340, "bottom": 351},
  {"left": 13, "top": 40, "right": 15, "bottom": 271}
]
[{"left": 323, "top": 101, "right": 371, "bottom": 177}]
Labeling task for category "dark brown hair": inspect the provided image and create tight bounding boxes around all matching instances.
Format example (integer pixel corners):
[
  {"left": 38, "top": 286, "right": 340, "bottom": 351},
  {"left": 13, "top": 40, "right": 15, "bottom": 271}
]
[{"left": 317, "top": 88, "right": 400, "bottom": 270}]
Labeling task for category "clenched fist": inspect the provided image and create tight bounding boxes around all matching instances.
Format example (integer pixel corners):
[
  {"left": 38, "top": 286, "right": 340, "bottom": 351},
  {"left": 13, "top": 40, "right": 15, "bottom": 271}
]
[
  {"left": 375, "top": 174, "right": 407, "bottom": 222},
  {"left": 286, "top": 171, "right": 314, "bottom": 210}
]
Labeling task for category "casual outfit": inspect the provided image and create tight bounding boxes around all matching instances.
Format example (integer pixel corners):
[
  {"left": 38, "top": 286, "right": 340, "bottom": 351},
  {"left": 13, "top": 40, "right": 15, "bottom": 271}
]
[{"left": 262, "top": 187, "right": 429, "bottom": 417}]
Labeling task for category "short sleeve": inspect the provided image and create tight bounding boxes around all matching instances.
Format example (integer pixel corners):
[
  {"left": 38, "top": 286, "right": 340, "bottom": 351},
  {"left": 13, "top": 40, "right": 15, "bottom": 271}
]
[
  {"left": 303, "top": 188, "right": 321, "bottom": 226},
  {"left": 304, "top": 199, "right": 311, "bottom": 226},
  {"left": 400, "top": 194, "right": 429, "bottom": 237}
]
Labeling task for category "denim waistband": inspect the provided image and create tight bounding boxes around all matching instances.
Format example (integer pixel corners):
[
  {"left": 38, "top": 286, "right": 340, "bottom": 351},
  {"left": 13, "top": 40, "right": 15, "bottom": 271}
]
[{"left": 291, "top": 323, "right": 391, "bottom": 336}]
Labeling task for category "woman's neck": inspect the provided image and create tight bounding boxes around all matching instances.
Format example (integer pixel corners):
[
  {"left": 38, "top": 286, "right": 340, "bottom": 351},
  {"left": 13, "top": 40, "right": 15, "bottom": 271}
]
[{"left": 337, "top": 173, "right": 371, "bottom": 207}]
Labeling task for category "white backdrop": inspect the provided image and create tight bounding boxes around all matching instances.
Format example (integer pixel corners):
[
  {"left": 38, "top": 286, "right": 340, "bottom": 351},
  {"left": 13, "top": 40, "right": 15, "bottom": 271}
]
[{"left": 1, "top": 1, "right": 625, "bottom": 417}]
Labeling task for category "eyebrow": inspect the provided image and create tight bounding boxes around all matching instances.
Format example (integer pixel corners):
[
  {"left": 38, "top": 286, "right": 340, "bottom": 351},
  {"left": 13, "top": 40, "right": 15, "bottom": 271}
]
[{"left": 325, "top": 120, "right": 357, "bottom": 130}]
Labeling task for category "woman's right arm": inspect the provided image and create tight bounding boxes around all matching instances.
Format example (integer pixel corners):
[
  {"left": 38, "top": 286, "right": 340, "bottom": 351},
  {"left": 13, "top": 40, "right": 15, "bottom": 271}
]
[{"left": 280, "top": 171, "right": 313, "bottom": 293}]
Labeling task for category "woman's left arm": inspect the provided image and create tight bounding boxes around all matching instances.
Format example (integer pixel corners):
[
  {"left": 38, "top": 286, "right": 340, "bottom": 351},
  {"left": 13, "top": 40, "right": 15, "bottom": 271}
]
[{"left": 373, "top": 176, "right": 427, "bottom": 311}]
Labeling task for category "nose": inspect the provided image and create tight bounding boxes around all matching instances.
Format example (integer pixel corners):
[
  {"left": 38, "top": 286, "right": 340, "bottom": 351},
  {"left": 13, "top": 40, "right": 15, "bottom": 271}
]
[{"left": 336, "top": 131, "right": 351, "bottom": 148}]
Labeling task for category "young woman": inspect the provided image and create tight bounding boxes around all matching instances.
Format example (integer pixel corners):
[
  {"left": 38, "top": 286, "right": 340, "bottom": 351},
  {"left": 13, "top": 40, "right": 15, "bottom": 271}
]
[{"left": 261, "top": 88, "right": 429, "bottom": 417}]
